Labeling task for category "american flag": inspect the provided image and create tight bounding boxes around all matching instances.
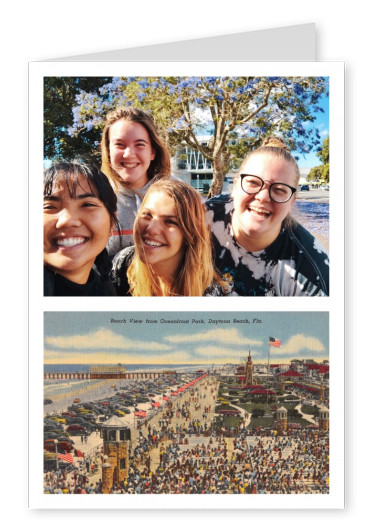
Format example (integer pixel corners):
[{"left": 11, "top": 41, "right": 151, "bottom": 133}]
[
  {"left": 58, "top": 452, "right": 74, "bottom": 463},
  {"left": 269, "top": 337, "right": 281, "bottom": 347}
]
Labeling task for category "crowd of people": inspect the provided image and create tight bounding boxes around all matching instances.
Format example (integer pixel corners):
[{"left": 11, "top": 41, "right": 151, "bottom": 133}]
[
  {"left": 44, "top": 106, "right": 329, "bottom": 297},
  {"left": 44, "top": 452, "right": 103, "bottom": 494},
  {"left": 43, "top": 376, "right": 329, "bottom": 495},
  {"left": 112, "top": 428, "right": 329, "bottom": 494}
]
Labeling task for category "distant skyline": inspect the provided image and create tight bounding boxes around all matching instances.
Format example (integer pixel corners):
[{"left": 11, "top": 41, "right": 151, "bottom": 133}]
[{"left": 45, "top": 312, "right": 329, "bottom": 366}]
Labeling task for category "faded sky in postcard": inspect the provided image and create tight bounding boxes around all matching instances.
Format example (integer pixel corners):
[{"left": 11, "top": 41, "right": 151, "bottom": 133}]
[{"left": 44, "top": 311, "right": 329, "bottom": 365}]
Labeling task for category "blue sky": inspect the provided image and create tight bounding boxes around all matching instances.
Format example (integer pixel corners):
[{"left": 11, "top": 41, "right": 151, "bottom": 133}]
[
  {"left": 294, "top": 93, "right": 329, "bottom": 170},
  {"left": 44, "top": 312, "right": 329, "bottom": 366}
]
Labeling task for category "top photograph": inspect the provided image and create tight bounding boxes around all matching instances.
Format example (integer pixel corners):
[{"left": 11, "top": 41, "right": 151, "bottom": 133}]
[{"left": 43, "top": 75, "right": 329, "bottom": 297}]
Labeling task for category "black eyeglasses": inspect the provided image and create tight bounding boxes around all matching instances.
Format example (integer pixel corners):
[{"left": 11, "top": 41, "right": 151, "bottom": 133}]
[{"left": 240, "top": 174, "right": 296, "bottom": 203}]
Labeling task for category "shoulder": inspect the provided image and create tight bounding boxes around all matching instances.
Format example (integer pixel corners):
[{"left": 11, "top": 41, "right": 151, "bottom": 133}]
[
  {"left": 205, "top": 194, "right": 234, "bottom": 224},
  {"left": 112, "top": 245, "right": 136, "bottom": 270},
  {"left": 205, "top": 193, "right": 232, "bottom": 210},
  {"left": 203, "top": 281, "right": 226, "bottom": 297},
  {"left": 44, "top": 266, "right": 55, "bottom": 296},
  {"left": 288, "top": 222, "right": 329, "bottom": 262},
  {"left": 285, "top": 222, "right": 329, "bottom": 295},
  {"left": 111, "top": 246, "right": 135, "bottom": 295}
]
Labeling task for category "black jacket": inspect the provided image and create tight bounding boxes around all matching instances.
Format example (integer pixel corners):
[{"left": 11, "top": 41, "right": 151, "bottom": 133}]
[{"left": 44, "top": 266, "right": 117, "bottom": 296}]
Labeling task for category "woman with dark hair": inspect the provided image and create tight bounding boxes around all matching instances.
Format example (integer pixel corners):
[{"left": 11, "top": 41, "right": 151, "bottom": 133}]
[
  {"left": 43, "top": 158, "right": 119, "bottom": 296},
  {"left": 111, "top": 180, "right": 224, "bottom": 296},
  {"left": 206, "top": 137, "right": 329, "bottom": 296},
  {"left": 101, "top": 107, "right": 171, "bottom": 257}
]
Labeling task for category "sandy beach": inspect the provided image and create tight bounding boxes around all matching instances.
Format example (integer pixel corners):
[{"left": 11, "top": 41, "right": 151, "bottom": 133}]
[{"left": 44, "top": 380, "right": 120, "bottom": 415}]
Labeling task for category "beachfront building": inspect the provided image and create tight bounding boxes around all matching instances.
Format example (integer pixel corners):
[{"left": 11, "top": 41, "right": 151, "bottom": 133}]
[
  {"left": 100, "top": 416, "right": 131, "bottom": 493},
  {"left": 90, "top": 365, "right": 127, "bottom": 379}
]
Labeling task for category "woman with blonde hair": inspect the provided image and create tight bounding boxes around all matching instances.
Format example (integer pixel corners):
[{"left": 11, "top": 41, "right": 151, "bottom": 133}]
[
  {"left": 101, "top": 106, "right": 171, "bottom": 256},
  {"left": 206, "top": 137, "right": 329, "bottom": 296},
  {"left": 111, "top": 180, "right": 224, "bottom": 296}
]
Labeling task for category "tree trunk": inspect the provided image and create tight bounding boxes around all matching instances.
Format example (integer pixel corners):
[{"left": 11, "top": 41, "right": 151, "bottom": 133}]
[{"left": 207, "top": 152, "right": 228, "bottom": 198}]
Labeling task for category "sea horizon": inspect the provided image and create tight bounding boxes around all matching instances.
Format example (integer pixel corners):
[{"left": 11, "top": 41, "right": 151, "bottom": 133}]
[{"left": 44, "top": 363, "right": 217, "bottom": 373}]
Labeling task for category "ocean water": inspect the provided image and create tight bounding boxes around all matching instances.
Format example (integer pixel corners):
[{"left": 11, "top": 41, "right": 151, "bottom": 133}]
[{"left": 44, "top": 363, "right": 211, "bottom": 373}]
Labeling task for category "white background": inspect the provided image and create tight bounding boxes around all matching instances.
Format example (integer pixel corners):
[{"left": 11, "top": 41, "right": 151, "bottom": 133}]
[{"left": 1, "top": 0, "right": 371, "bottom": 527}]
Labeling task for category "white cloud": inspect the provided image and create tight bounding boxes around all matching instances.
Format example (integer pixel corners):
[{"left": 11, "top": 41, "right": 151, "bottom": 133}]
[
  {"left": 272, "top": 334, "right": 325, "bottom": 356},
  {"left": 168, "top": 328, "right": 262, "bottom": 347},
  {"left": 44, "top": 328, "right": 170, "bottom": 352}
]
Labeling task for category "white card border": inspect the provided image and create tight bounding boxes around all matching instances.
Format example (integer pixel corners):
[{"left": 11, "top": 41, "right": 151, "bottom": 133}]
[{"left": 29, "top": 61, "right": 344, "bottom": 509}]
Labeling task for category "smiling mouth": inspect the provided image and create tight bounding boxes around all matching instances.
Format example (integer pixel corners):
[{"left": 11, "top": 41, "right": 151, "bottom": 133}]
[
  {"left": 121, "top": 162, "right": 139, "bottom": 169},
  {"left": 143, "top": 239, "right": 165, "bottom": 248},
  {"left": 54, "top": 237, "right": 88, "bottom": 248},
  {"left": 247, "top": 206, "right": 271, "bottom": 218}
]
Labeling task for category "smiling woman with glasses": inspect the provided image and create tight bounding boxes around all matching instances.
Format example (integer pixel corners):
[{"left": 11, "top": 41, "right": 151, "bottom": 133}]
[{"left": 206, "top": 137, "right": 329, "bottom": 296}]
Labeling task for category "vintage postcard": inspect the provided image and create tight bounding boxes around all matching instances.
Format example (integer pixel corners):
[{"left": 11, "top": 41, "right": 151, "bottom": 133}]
[
  {"left": 35, "top": 311, "right": 337, "bottom": 508},
  {"left": 30, "top": 308, "right": 343, "bottom": 509}
]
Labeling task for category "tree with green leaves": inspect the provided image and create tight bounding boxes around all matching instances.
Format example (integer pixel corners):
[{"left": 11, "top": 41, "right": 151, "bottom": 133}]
[
  {"left": 307, "top": 136, "right": 329, "bottom": 183},
  {"left": 46, "top": 76, "right": 328, "bottom": 197},
  {"left": 44, "top": 77, "right": 111, "bottom": 161}
]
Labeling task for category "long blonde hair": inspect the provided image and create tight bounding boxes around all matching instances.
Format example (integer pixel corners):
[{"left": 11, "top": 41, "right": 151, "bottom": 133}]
[
  {"left": 100, "top": 107, "right": 171, "bottom": 192},
  {"left": 127, "top": 180, "right": 218, "bottom": 296}
]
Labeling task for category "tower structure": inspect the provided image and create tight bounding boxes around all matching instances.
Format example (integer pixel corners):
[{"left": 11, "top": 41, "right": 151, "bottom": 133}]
[
  {"left": 319, "top": 383, "right": 325, "bottom": 403},
  {"left": 274, "top": 406, "right": 288, "bottom": 433},
  {"left": 318, "top": 405, "right": 329, "bottom": 431},
  {"left": 245, "top": 352, "right": 254, "bottom": 386},
  {"left": 100, "top": 416, "right": 131, "bottom": 493}
]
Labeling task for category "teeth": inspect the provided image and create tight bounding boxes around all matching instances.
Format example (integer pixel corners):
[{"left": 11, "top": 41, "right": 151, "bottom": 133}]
[
  {"left": 122, "top": 163, "right": 138, "bottom": 168},
  {"left": 144, "top": 239, "right": 164, "bottom": 247},
  {"left": 250, "top": 207, "right": 270, "bottom": 215},
  {"left": 56, "top": 237, "right": 86, "bottom": 247}
]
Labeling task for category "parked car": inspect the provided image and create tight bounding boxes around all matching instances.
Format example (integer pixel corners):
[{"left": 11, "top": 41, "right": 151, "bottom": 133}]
[
  {"left": 66, "top": 424, "right": 86, "bottom": 433},
  {"left": 44, "top": 430, "right": 66, "bottom": 440},
  {"left": 50, "top": 416, "right": 66, "bottom": 424},
  {"left": 300, "top": 184, "right": 309, "bottom": 191},
  {"left": 44, "top": 439, "right": 73, "bottom": 453}
]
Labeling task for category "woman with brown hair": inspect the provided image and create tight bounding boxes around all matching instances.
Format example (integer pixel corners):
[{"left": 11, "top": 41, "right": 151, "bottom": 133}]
[
  {"left": 101, "top": 107, "right": 171, "bottom": 257},
  {"left": 206, "top": 137, "right": 329, "bottom": 296},
  {"left": 111, "top": 180, "right": 224, "bottom": 296}
]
